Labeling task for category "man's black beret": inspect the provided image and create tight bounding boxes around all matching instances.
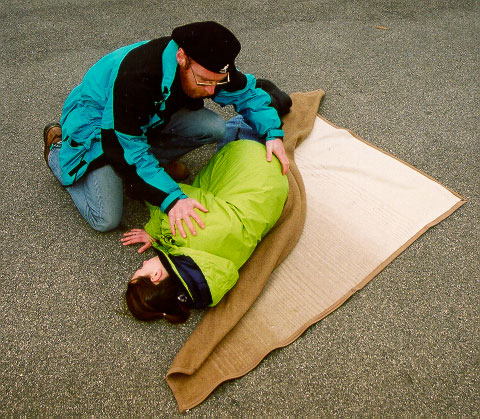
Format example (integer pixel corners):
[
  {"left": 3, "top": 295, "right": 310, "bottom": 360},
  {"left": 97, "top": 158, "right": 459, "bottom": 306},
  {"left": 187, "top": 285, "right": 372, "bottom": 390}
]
[{"left": 172, "top": 21, "right": 241, "bottom": 74}]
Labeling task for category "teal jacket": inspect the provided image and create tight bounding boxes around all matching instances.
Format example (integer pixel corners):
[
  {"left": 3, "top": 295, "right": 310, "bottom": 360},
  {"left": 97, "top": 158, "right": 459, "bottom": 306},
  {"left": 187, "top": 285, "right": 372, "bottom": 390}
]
[
  {"left": 144, "top": 140, "right": 288, "bottom": 308},
  {"left": 58, "top": 38, "right": 285, "bottom": 213}
]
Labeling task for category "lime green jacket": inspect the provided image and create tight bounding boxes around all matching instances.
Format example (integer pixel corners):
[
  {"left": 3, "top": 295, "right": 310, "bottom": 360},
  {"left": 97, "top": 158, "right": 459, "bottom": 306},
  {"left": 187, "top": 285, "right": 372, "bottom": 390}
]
[{"left": 144, "top": 140, "right": 288, "bottom": 308}]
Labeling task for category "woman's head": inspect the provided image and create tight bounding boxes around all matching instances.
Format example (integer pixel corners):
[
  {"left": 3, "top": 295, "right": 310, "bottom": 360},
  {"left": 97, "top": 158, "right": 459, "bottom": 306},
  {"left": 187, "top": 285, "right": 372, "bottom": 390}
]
[
  {"left": 126, "top": 257, "right": 190, "bottom": 323},
  {"left": 132, "top": 256, "right": 169, "bottom": 284}
]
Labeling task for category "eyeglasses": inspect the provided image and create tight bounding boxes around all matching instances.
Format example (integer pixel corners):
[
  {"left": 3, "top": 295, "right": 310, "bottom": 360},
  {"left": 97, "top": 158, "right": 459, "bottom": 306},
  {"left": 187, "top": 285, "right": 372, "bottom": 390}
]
[{"left": 190, "top": 65, "right": 230, "bottom": 86}]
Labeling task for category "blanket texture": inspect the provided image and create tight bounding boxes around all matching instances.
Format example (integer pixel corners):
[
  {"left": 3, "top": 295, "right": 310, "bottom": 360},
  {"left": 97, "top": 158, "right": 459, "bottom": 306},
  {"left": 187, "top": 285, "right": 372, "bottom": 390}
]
[{"left": 166, "top": 90, "right": 465, "bottom": 411}]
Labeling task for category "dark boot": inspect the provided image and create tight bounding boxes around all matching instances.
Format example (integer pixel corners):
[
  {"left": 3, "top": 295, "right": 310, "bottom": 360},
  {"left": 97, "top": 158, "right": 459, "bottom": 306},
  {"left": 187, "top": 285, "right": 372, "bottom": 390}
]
[
  {"left": 164, "top": 160, "right": 190, "bottom": 181},
  {"left": 255, "top": 79, "right": 292, "bottom": 117}
]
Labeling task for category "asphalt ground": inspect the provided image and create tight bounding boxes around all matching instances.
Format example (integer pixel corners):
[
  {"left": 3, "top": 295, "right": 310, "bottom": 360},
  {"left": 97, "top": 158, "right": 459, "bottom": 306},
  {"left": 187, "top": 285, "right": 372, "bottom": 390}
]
[{"left": 1, "top": 1, "right": 478, "bottom": 417}]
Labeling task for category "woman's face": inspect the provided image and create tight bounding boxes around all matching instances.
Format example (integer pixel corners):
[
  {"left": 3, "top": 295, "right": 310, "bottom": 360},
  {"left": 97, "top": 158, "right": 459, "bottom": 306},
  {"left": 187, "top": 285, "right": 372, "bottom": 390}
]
[{"left": 132, "top": 256, "right": 170, "bottom": 284}]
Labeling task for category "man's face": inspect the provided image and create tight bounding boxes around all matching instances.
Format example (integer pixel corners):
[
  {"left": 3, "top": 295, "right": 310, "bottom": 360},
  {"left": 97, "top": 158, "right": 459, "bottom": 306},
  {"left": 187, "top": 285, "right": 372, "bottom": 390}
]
[{"left": 177, "top": 49, "right": 229, "bottom": 99}]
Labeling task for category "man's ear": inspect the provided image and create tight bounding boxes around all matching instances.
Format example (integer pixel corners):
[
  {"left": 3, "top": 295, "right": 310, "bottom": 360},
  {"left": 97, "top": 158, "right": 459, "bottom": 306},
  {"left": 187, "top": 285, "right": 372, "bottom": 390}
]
[{"left": 176, "top": 48, "right": 187, "bottom": 66}]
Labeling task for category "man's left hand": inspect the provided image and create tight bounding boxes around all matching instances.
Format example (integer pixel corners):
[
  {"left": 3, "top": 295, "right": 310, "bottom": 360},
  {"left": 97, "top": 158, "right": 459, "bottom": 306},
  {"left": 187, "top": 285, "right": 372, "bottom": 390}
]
[{"left": 266, "top": 138, "right": 290, "bottom": 175}]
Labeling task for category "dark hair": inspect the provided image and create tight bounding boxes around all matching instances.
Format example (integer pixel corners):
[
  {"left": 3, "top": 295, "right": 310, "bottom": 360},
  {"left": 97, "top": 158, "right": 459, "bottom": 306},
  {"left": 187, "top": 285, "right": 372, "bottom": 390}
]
[{"left": 125, "top": 275, "right": 190, "bottom": 324}]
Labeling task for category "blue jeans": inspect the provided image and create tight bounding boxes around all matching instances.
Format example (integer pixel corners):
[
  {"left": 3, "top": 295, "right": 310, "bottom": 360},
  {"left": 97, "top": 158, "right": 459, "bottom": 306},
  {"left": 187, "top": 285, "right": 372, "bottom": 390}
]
[
  {"left": 216, "top": 114, "right": 265, "bottom": 152},
  {"left": 48, "top": 107, "right": 225, "bottom": 232}
]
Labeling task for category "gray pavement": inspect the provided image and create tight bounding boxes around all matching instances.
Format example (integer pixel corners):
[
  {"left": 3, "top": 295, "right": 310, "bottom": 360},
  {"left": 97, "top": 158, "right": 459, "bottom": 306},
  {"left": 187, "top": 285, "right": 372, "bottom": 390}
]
[{"left": 1, "top": 1, "right": 478, "bottom": 417}]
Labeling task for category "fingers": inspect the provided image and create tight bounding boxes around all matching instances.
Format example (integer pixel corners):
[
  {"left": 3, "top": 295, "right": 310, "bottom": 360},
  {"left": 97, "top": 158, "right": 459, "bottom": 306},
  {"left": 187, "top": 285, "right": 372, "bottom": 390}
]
[
  {"left": 121, "top": 229, "right": 151, "bottom": 247},
  {"left": 138, "top": 243, "right": 151, "bottom": 253},
  {"left": 266, "top": 139, "right": 290, "bottom": 175},
  {"left": 171, "top": 216, "right": 199, "bottom": 239},
  {"left": 278, "top": 154, "right": 290, "bottom": 175},
  {"left": 266, "top": 146, "right": 273, "bottom": 162},
  {"left": 192, "top": 201, "right": 209, "bottom": 214},
  {"left": 190, "top": 211, "right": 205, "bottom": 230},
  {"left": 183, "top": 216, "right": 198, "bottom": 236},
  {"left": 122, "top": 229, "right": 142, "bottom": 239},
  {"left": 168, "top": 198, "right": 208, "bottom": 238},
  {"left": 169, "top": 216, "right": 177, "bottom": 236},
  {"left": 169, "top": 214, "right": 188, "bottom": 238},
  {"left": 176, "top": 217, "right": 188, "bottom": 238},
  {"left": 120, "top": 235, "right": 141, "bottom": 245}
]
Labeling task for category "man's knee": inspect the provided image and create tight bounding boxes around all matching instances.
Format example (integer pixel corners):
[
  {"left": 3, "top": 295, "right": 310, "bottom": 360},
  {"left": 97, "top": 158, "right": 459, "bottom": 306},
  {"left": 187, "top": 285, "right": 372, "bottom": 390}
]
[
  {"left": 87, "top": 206, "right": 122, "bottom": 232},
  {"left": 206, "top": 114, "right": 226, "bottom": 143},
  {"left": 90, "top": 214, "right": 121, "bottom": 232},
  {"left": 186, "top": 108, "right": 226, "bottom": 143}
]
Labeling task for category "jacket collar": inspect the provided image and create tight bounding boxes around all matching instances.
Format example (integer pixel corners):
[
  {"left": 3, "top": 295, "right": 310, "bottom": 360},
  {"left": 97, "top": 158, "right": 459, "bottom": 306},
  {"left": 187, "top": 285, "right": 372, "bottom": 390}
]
[{"left": 152, "top": 247, "right": 212, "bottom": 309}]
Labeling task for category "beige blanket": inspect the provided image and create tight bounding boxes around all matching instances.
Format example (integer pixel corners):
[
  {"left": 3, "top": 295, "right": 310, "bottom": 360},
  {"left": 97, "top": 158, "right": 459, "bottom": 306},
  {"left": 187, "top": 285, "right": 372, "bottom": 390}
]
[{"left": 166, "top": 91, "right": 466, "bottom": 411}]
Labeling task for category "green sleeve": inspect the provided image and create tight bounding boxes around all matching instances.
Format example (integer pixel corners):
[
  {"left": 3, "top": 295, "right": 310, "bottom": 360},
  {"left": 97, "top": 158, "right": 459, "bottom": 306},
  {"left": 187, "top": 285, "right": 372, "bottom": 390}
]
[{"left": 144, "top": 202, "right": 168, "bottom": 239}]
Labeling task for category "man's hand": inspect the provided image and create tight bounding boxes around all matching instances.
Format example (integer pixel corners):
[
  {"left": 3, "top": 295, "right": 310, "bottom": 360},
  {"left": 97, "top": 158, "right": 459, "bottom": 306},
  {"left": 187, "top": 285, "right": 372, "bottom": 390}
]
[
  {"left": 266, "top": 138, "right": 289, "bottom": 175},
  {"left": 168, "top": 198, "right": 208, "bottom": 238},
  {"left": 121, "top": 228, "right": 154, "bottom": 253}
]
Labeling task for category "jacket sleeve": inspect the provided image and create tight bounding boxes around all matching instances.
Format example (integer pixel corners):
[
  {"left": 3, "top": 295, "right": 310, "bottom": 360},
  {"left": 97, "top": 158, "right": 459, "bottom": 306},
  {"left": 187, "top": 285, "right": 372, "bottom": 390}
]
[
  {"left": 105, "top": 39, "right": 186, "bottom": 213},
  {"left": 115, "top": 130, "right": 187, "bottom": 212},
  {"left": 144, "top": 202, "right": 169, "bottom": 239},
  {"left": 213, "top": 73, "right": 284, "bottom": 141}
]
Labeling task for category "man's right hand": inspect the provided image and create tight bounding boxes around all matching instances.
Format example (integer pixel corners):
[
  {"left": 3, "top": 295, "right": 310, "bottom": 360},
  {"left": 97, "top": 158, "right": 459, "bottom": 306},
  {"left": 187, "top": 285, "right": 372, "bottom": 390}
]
[{"left": 168, "top": 198, "right": 208, "bottom": 238}]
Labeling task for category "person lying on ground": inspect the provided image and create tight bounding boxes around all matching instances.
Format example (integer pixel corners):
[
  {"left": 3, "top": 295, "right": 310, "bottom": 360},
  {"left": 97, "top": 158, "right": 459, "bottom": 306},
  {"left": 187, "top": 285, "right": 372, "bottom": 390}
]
[{"left": 121, "top": 127, "right": 289, "bottom": 323}]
